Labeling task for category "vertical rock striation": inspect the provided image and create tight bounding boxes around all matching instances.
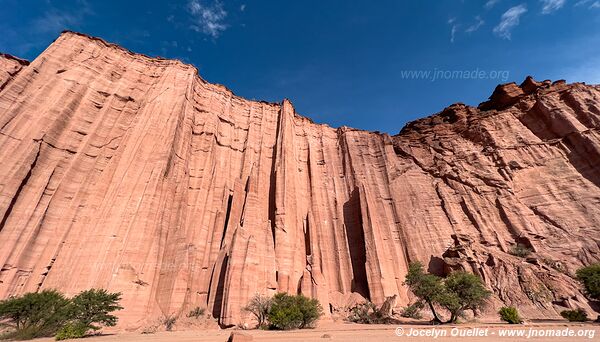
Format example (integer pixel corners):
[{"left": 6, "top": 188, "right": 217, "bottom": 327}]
[{"left": 0, "top": 32, "right": 599, "bottom": 327}]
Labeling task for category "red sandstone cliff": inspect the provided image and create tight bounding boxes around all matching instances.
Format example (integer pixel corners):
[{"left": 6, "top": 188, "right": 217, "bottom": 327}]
[{"left": 0, "top": 32, "right": 599, "bottom": 328}]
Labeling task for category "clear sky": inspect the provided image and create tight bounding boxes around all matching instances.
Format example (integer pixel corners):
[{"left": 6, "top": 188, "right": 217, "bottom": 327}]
[{"left": 1, "top": 0, "right": 599, "bottom": 133}]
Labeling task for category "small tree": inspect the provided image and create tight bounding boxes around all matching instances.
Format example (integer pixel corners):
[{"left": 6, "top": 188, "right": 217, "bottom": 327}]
[
  {"left": 405, "top": 262, "right": 491, "bottom": 324},
  {"left": 0, "top": 290, "right": 71, "bottom": 339},
  {"left": 442, "top": 272, "right": 491, "bottom": 323},
  {"left": 404, "top": 262, "right": 446, "bottom": 323},
  {"left": 267, "top": 293, "right": 323, "bottom": 330},
  {"left": 243, "top": 294, "right": 272, "bottom": 328},
  {"left": 0, "top": 289, "right": 122, "bottom": 340},
  {"left": 68, "top": 289, "right": 123, "bottom": 332},
  {"left": 576, "top": 264, "right": 600, "bottom": 300},
  {"left": 498, "top": 306, "right": 522, "bottom": 324}
]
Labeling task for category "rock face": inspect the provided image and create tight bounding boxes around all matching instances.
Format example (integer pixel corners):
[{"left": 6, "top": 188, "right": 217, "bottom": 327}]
[
  {"left": 0, "top": 31, "right": 599, "bottom": 328},
  {"left": 0, "top": 54, "right": 29, "bottom": 93}
]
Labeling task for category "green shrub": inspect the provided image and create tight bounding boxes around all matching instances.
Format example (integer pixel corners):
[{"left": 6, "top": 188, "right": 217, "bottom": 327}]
[
  {"left": 576, "top": 264, "right": 600, "bottom": 300},
  {"left": 400, "top": 302, "right": 424, "bottom": 319},
  {"left": 509, "top": 244, "right": 532, "bottom": 258},
  {"left": 186, "top": 307, "right": 205, "bottom": 319},
  {"left": 268, "top": 307, "right": 301, "bottom": 330},
  {"left": 0, "top": 290, "right": 71, "bottom": 339},
  {"left": 267, "top": 293, "right": 323, "bottom": 330},
  {"left": 498, "top": 306, "right": 522, "bottom": 324},
  {"left": 55, "top": 322, "right": 88, "bottom": 341},
  {"left": 69, "top": 289, "right": 122, "bottom": 332},
  {"left": 560, "top": 308, "right": 588, "bottom": 322},
  {"left": 294, "top": 294, "right": 324, "bottom": 329}
]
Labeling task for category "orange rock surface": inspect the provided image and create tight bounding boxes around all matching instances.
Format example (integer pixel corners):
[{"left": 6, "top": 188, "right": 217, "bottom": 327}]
[
  {"left": 0, "top": 53, "right": 28, "bottom": 93},
  {"left": 0, "top": 32, "right": 599, "bottom": 328}
]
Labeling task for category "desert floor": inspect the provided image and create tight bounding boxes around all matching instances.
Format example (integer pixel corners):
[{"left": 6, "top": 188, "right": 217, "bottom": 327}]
[{"left": 33, "top": 321, "right": 599, "bottom": 342}]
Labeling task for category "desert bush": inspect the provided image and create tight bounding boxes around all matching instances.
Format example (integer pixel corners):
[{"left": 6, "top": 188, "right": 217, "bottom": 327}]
[
  {"left": 140, "top": 325, "right": 158, "bottom": 334},
  {"left": 348, "top": 302, "right": 378, "bottom": 324},
  {"left": 1, "top": 327, "right": 48, "bottom": 341},
  {"left": 400, "top": 302, "right": 424, "bottom": 319},
  {"left": 560, "top": 308, "right": 588, "bottom": 322},
  {"left": 267, "top": 294, "right": 302, "bottom": 330},
  {"left": 55, "top": 322, "right": 88, "bottom": 341},
  {"left": 498, "top": 306, "right": 522, "bottom": 324},
  {"left": 186, "top": 307, "right": 206, "bottom": 319},
  {"left": 0, "top": 288, "right": 122, "bottom": 340},
  {"left": 576, "top": 264, "right": 600, "bottom": 300},
  {"left": 347, "top": 301, "right": 395, "bottom": 324},
  {"left": 69, "top": 289, "right": 122, "bottom": 333},
  {"left": 347, "top": 302, "right": 371, "bottom": 323},
  {"left": 243, "top": 294, "right": 272, "bottom": 328},
  {"left": 509, "top": 244, "right": 532, "bottom": 258},
  {"left": 0, "top": 290, "right": 71, "bottom": 339},
  {"left": 162, "top": 315, "right": 176, "bottom": 331},
  {"left": 267, "top": 293, "right": 322, "bottom": 330},
  {"left": 404, "top": 262, "right": 490, "bottom": 324},
  {"left": 294, "top": 295, "right": 324, "bottom": 329}
]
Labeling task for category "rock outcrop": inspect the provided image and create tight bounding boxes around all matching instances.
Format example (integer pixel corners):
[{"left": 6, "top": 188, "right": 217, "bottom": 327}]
[
  {"left": 0, "top": 54, "right": 28, "bottom": 94},
  {"left": 0, "top": 31, "right": 599, "bottom": 328}
]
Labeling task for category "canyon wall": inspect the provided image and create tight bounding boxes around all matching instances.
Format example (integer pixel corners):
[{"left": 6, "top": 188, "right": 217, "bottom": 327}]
[{"left": 0, "top": 32, "right": 599, "bottom": 328}]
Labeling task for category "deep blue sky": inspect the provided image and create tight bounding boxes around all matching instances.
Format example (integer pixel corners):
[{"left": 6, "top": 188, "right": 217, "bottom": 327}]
[{"left": 1, "top": 0, "right": 599, "bottom": 133}]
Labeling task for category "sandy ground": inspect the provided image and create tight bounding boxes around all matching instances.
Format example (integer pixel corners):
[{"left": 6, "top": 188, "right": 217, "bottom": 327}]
[{"left": 31, "top": 321, "right": 599, "bottom": 342}]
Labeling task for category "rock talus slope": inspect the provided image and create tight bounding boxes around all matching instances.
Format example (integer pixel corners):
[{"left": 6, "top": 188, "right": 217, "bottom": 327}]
[{"left": 0, "top": 32, "right": 599, "bottom": 327}]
